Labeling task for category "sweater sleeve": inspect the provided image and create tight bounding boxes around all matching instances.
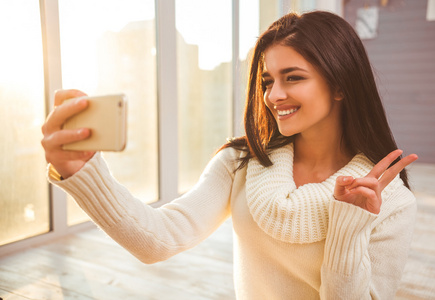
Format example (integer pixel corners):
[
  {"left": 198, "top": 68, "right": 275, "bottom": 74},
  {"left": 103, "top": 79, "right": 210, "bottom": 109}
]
[
  {"left": 48, "top": 149, "right": 237, "bottom": 264},
  {"left": 319, "top": 184, "right": 417, "bottom": 299}
]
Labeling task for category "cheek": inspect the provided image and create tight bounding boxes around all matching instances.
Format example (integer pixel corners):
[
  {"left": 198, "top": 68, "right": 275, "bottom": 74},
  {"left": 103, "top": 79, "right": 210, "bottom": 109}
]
[{"left": 300, "top": 83, "right": 332, "bottom": 108}]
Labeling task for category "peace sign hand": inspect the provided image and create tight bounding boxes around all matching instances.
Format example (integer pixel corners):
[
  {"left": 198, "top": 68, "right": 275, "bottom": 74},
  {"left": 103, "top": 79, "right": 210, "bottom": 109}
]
[{"left": 334, "top": 150, "right": 418, "bottom": 214}]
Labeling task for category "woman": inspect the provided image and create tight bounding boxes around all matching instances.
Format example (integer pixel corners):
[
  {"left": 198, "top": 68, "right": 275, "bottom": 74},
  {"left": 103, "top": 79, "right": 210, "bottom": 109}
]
[{"left": 42, "top": 11, "right": 418, "bottom": 299}]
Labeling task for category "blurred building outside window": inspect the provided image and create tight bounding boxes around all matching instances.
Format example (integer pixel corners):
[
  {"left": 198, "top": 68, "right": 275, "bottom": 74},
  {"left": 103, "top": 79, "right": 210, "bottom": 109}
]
[
  {"left": 0, "top": 0, "right": 293, "bottom": 250},
  {"left": 0, "top": 1, "right": 49, "bottom": 246},
  {"left": 58, "top": 0, "right": 159, "bottom": 225}
]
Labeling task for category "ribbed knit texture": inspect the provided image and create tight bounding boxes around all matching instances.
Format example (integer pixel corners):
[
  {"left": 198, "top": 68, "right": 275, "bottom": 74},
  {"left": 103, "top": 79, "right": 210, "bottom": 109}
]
[
  {"left": 47, "top": 146, "right": 416, "bottom": 299},
  {"left": 246, "top": 143, "right": 399, "bottom": 244},
  {"left": 48, "top": 151, "right": 234, "bottom": 264}
]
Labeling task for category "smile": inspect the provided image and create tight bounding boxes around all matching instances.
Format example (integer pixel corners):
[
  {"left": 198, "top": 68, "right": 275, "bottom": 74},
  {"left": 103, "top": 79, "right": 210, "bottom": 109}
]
[{"left": 276, "top": 107, "right": 299, "bottom": 116}]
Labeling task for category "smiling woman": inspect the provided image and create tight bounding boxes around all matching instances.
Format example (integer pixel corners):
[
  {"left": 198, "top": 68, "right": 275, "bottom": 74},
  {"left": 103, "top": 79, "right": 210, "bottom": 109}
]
[
  {"left": 1, "top": 0, "right": 430, "bottom": 298},
  {"left": 41, "top": 9, "right": 419, "bottom": 300},
  {"left": 262, "top": 45, "right": 344, "bottom": 139}
]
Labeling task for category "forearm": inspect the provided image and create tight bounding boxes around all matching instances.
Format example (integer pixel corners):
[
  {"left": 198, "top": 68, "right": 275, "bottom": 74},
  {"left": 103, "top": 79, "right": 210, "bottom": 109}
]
[
  {"left": 320, "top": 199, "right": 375, "bottom": 299},
  {"left": 320, "top": 194, "right": 416, "bottom": 299},
  {"left": 48, "top": 151, "right": 234, "bottom": 263}
]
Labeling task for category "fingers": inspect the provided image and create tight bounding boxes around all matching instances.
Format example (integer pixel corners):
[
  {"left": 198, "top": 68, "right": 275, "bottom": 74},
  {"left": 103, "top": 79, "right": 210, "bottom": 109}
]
[
  {"left": 334, "top": 176, "right": 382, "bottom": 214},
  {"left": 348, "top": 186, "right": 381, "bottom": 214},
  {"left": 334, "top": 150, "right": 418, "bottom": 214},
  {"left": 336, "top": 176, "right": 354, "bottom": 186},
  {"left": 43, "top": 89, "right": 88, "bottom": 134},
  {"left": 367, "top": 149, "right": 403, "bottom": 179},
  {"left": 41, "top": 89, "right": 95, "bottom": 179},
  {"left": 366, "top": 149, "right": 418, "bottom": 190},
  {"left": 41, "top": 128, "right": 91, "bottom": 152},
  {"left": 54, "top": 89, "right": 87, "bottom": 107},
  {"left": 347, "top": 177, "right": 379, "bottom": 191},
  {"left": 334, "top": 176, "right": 354, "bottom": 198},
  {"left": 42, "top": 126, "right": 95, "bottom": 176},
  {"left": 46, "top": 148, "right": 95, "bottom": 163},
  {"left": 379, "top": 153, "right": 418, "bottom": 189},
  {"left": 42, "top": 96, "right": 89, "bottom": 135},
  {"left": 335, "top": 176, "right": 379, "bottom": 198}
]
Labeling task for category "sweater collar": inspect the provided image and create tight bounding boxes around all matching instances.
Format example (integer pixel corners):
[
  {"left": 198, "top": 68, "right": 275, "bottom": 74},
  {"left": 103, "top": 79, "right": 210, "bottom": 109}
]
[{"left": 245, "top": 143, "right": 375, "bottom": 244}]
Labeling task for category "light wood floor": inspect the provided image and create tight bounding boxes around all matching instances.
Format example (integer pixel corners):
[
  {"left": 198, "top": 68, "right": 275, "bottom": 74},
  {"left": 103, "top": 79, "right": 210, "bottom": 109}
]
[{"left": 1, "top": 163, "right": 434, "bottom": 300}]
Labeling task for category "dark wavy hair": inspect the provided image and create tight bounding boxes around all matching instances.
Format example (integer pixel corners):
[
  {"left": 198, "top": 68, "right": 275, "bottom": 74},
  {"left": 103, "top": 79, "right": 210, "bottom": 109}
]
[{"left": 220, "top": 10, "right": 410, "bottom": 188}]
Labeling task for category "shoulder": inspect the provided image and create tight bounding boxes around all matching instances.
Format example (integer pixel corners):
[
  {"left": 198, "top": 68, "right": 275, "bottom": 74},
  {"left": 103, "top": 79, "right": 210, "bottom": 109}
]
[
  {"left": 214, "top": 144, "right": 247, "bottom": 173},
  {"left": 375, "top": 177, "right": 417, "bottom": 227},
  {"left": 383, "top": 177, "right": 416, "bottom": 209}
]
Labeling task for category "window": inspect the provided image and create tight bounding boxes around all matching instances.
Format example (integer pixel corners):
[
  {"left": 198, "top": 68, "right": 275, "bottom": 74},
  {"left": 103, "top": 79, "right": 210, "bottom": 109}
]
[
  {"left": 289, "top": 0, "right": 317, "bottom": 14},
  {"left": 176, "top": 0, "right": 233, "bottom": 193},
  {"left": 238, "top": 0, "right": 282, "bottom": 135},
  {"left": 58, "top": 0, "right": 159, "bottom": 225},
  {"left": 0, "top": 1, "right": 49, "bottom": 246},
  {"left": 238, "top": 0, "right": 260, "bottom": 128},
  {"left": 0, "top": 0, "right": 287, "bottom": 253}
]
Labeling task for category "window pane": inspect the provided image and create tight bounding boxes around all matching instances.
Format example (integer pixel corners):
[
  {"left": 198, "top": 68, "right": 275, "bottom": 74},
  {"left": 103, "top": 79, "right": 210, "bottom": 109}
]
[
  {"left": 239, "top": 0, "right": 260, "bottom": 123},
  {"left": 238, "top": 0, "right": 282, "bottom": 133},
  {"left": 176, "top": 0, "right": 233, "bottom": 193},
  {"left": 0, "top": 2, "right": 49, "bottom": 245},
  {"left": 289, "top": 0, "right": 317, "bottom": 14},
  {"left": 58, "top": 0, "right": 158, "bottom": 225},
  {"left": 259, "top": 0, "right": 281, "bottom": 33}
]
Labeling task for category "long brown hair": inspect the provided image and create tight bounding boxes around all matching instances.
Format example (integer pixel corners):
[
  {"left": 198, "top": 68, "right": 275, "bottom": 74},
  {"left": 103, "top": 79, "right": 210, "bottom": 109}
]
[{"left": 220, "top": 11, "right": 410, "bottom": 188}]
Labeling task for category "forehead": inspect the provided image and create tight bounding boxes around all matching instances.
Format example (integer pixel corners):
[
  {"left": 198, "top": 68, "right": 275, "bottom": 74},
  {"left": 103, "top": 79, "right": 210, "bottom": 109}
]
[{"left": 262, "top": 44, "right": 312, "bottom": 74}]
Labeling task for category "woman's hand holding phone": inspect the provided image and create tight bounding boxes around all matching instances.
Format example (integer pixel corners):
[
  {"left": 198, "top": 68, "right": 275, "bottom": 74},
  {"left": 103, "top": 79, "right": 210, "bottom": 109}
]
[{"left": 41, "top": 89, "right": 95, "bottom": 180}]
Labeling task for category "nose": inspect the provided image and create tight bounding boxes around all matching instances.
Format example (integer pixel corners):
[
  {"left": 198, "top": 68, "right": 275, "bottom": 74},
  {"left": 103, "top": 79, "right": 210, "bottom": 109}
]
[{"left": 266, "top": 81, "right": 287, "bottom": 105}]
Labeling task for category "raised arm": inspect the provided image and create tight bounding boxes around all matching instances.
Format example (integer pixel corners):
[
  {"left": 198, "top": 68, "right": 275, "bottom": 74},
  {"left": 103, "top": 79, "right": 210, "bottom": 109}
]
[{"left": 320, "top": 150, "right": 418, "bottom": 299}]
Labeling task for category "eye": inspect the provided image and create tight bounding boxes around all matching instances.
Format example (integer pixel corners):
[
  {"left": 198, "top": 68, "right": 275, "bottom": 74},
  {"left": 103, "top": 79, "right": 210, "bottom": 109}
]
[
  {"left": 262, "top": 79, "right": 274, "bottom": 90},
  {"left": 286, "top": 75, "right": 304, "bottom": 82}
]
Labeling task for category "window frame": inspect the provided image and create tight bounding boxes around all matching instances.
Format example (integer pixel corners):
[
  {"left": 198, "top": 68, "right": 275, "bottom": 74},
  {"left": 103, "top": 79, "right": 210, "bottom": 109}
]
[
  {"left": 0, "top": 0, "right": 239, "bottom": 257},
  {"left": 0, "top": 0, "right": 298, "bottom": 257}
]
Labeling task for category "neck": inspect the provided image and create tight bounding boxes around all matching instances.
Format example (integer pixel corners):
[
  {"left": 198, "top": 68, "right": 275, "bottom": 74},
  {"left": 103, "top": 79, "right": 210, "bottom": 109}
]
[
  {"left": 293, "top": 103, "right": 351, "bottom": 168},
  {"left": 292, "top": 129, "right": 352, "bottom": 187},
  {"left": 294, "top": 133, "right": 349, "bottom": 166}
]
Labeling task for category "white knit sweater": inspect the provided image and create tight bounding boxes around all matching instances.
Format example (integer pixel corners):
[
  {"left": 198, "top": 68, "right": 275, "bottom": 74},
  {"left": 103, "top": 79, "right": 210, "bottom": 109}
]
[{"left": 48, "top": 143, "right": 416, "bottom": 299}]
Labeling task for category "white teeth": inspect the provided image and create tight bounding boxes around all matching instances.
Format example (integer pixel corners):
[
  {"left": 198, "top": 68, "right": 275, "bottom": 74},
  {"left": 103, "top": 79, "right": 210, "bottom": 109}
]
[{"left": 277, "top": 108, "right": 299, "bottom": 116}]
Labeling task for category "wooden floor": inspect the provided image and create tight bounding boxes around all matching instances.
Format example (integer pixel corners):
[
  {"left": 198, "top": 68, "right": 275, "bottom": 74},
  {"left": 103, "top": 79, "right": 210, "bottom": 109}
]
[
  {"left": 1, "top": 163, "right": 434, "bottom": 300},
  {"left": 395, "top": 163, "right": 435, "bottom": 300}
]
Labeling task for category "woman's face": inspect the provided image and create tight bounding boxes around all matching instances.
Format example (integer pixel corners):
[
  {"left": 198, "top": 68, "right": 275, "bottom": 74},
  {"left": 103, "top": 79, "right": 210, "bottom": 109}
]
[{"left": 262, "top": 44, "right": 343, "bottom": 138}]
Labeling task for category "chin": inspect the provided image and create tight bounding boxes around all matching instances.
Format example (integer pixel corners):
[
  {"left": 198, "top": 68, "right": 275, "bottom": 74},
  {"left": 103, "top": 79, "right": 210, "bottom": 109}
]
[
  {"left": 278, "top": 125, "right": 299, "bottom": 137},
  {"left": 277, "top": 127, "right": 298, "bottom": 137}
]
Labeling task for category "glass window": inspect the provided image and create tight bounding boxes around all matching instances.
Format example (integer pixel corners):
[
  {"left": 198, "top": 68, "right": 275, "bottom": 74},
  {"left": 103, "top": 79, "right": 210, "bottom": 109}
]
[
  {"left": 176, "top": 0, "right": 233, "bottom": 193},
  {"left": 259, "top": 0, "right": 281, "bottom": 33},
  {"left": 238, "top": 0, "right": 282, "bottom": 135},
  {"left": 0, "top": 1, "right": 49, "bottom": 245},
  {"left": 58, "top": 0, "right": 158, "bottom": 225},
  {"left": 289, "top": 0, "right": 317, "bottom": 14},
  {"left": 239, "top": 0, "right": 260, "bottom": 122}
]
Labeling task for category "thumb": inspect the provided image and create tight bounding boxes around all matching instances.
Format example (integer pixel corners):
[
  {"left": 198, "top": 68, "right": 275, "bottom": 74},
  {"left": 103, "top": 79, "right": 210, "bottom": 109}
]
[{"left": 334, "top": 176, "right": 354, "bottom": 198}]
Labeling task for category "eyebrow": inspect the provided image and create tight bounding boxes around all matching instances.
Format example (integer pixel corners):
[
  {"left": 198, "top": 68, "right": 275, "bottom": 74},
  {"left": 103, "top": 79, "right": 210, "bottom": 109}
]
[{"left": 262, "top": 67, "right": 308, "bottom": 78}]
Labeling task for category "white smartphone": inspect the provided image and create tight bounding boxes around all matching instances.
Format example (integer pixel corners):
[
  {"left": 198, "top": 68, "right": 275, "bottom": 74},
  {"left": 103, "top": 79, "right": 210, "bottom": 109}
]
[{"left": 62, "top": 94, "right": 127, "bottom": 152}]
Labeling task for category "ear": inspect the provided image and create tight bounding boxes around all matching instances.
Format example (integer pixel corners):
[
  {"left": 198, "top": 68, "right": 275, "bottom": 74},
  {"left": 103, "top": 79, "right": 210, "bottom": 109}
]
[{"left": 333, "top": 88, "right": 344, "bottom": 101}]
